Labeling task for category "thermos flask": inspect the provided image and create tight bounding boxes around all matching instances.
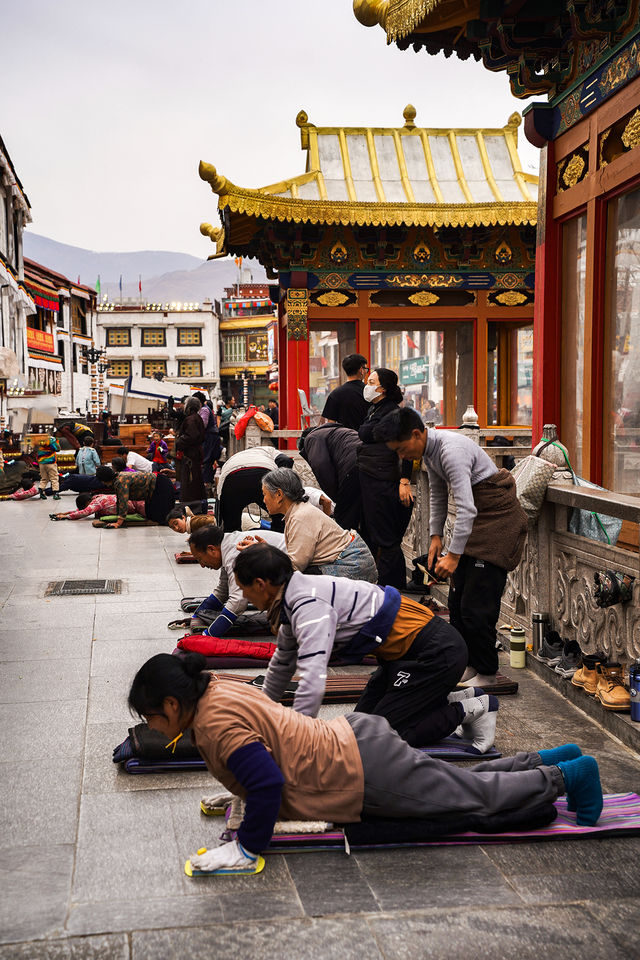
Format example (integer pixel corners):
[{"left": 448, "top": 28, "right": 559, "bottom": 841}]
[
  {"left": 510, "top": 627, "right": 526, "bottom": 669},
  {"left": 531, "top": 612, "right": 549, "bottom": 655},
  {"left": 630, "top": 659, "right": 640, "bottom": 722}
]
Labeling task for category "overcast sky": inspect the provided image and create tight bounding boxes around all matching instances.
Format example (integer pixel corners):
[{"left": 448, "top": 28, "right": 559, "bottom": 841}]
[{"left": 4, "top": 0, "right": 541, "bottom": 258}]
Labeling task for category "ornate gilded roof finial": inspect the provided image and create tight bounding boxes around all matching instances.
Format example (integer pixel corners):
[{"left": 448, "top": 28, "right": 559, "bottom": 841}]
[
  {"left": 198, "top": 161, "right": 228, "bottom": 195},
  {"left": 507, "top": 112, "right": 522, "bottom": 128},
  {"left": 296, "top": 110, "right": 309, "bottom": 129},
  {"left": 403, "top": 104, "right": 417, "bottom": 129},
  {"left": 353, "top": 0, "right": 388, "bottom": 28},
  {"left": 200, "top": 223, "right": 222, "bottom": 242}
]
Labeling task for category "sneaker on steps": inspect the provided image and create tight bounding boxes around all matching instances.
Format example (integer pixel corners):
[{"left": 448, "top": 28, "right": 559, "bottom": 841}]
[
  {"left": 595, "top": 662, "right": 630, "bottom": 711},
  {"left": 538, "top": 630, "right": 564, "bottom": 665},
  {"left": 554, "top": 640, "right": 582, "bottom": 678},
  {"left": 571, "top": 654, "right": 604, "bottom": 695}
]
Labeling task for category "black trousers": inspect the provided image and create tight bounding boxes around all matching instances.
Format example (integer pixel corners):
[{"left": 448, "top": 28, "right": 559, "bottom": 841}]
[
  {"left": 359, "top": 472, "right": 413, "bottom": 589},
  {"left": 146, "top": 473, "right": 176, "bottom": 524},
  {"left": 448, "top": 554, "right": 508, "bottom": 676},
  {"left": 218, "top": 467, "right": 284, "bottom": 533},
  {"left": 333, "top": 468, "right": 362, "bottom": 531},
  {"left": 355, "top": 616, "right": 467, "bottom": 746}
]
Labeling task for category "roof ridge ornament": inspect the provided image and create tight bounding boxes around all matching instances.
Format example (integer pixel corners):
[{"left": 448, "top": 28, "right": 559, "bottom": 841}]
[
  {"left": 403, "top": 104, "right": 417, "bottom": 129},
  {"left": 353, "top": 0, "right": 388, "bottom": 28},
  {"left": 198, "top": 161, "right": 229, "bottom": 196}
]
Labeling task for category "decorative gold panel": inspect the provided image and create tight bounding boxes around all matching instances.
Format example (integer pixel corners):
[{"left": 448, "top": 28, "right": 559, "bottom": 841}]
[
  {"left": 563, "top": 154, "right": 586, "bottom": 187},
  {"left": 494, "top": 241, "right": 513, "bottom": 264},
  {"left": 316, "top": 291, "right": 349, "bottom": 307},
  {"left": 621, "top": 109, "right": 640, "bottom": 150},
  {"left": 408, "top": 291, "right": 439, "bottom": 306},
  {"left": 495, "top": 291, "right": 528, "bottom": 306},
  {"left": 330, "top": 241, "right": 348, "bottom": 264},
  {"left": 286, "top": 289, "right": 308, "bottom": 341}
]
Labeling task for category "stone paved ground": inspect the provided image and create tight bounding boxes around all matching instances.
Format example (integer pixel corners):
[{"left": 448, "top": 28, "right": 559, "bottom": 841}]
[{"left": 1, "top": 494, "right": 640, "bottom": 959}]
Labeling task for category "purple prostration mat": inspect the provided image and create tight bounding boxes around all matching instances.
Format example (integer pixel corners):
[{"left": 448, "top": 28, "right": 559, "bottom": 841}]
[
  {"left": 264, "top": 793, "right": 640, "bottom": 852},
  {"left": 121, "top": 739, "right": 500, "bottom": 775}
]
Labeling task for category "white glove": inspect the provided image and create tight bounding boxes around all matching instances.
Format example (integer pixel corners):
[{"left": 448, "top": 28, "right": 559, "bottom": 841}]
[
  {"left": 190, "top": 839, "right": 256, "bottom": 873},
  {"left": 200, "top": 792, "right": 234, "bottom": 812}
]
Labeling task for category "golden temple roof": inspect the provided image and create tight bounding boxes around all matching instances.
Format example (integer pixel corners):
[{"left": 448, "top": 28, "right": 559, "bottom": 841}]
[
  {"left": 199, "top": 107, "right": 537, "bottom": 249},
  {"left": 353, "top": 0, "right": 473, "bottom": 43}
]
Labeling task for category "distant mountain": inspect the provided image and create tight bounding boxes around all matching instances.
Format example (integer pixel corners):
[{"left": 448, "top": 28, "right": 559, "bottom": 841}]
[{"left": 22, "top": 232, "right": 268, "bottom": 304}]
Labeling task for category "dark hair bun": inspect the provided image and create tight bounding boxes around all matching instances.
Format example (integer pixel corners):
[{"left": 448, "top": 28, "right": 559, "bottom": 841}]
[{"left": 181, "top": 652, "right": 208, "bottom": 677}]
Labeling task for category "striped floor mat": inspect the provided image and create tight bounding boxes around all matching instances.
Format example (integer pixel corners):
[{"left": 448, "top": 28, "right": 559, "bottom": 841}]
[{"left": 264, "top": 793, "right": 640, "bottom": 852}]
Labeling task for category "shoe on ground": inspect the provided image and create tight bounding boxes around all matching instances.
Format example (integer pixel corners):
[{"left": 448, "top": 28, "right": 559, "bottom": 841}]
[
  {"left": 571, "top": 654, "right": 604, "bottom": 695},
  {"left": 555, "top": 639, "right": 582, "bottom": 678},
  {"left": 39, "top": 490, "right": 47, "bottom": 500},
  {"left": 538, "top": 629, "right": 564, "bottom": 665},
  {"left": 459, "top": 672, "right": 497, "bottom": 688},
  {"left": 52, "top": 492, "right": 61, "bottom": 500},
  {"left": 595, "top": 662, "right": 630, "bottom": 711}
]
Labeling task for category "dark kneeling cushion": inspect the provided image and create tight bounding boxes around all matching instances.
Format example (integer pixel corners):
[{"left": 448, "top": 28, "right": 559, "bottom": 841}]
[{"left": 343, "top": 801, "right": 558, "bottom": 844}]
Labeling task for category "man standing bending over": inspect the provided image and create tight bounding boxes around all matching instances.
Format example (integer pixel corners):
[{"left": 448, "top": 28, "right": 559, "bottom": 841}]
[{"left": 376, "top": 408, "right": 527, "bottom": 687}]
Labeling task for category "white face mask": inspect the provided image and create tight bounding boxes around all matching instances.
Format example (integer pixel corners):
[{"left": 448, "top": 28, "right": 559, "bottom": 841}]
[{"left": 363, "top": 383, "right": 380, "bottom": 403}]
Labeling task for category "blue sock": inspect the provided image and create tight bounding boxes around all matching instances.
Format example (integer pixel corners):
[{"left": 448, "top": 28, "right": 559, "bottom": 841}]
[
  {"left": 538, "top": 744, "right": 582, "bottom": 766},
  {"left": 557, "top": 756, "right": 603, "bottom": 826}
]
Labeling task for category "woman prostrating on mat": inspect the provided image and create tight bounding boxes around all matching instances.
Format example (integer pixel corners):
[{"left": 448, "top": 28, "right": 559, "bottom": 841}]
[
  {"left": 128, "top": 652, "right": 603, "bottom": 876},
  {"left": 233, "top": 542, "right": 497, "bottom": 753},
  {"left": 240, "top": 467, "right": 377, "bottom": 583}
]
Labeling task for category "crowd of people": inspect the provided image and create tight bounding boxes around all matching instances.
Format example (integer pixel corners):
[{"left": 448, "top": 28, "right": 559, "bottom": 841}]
[{"left": 0, "top": 367, "right": 605, "bottom": 875}]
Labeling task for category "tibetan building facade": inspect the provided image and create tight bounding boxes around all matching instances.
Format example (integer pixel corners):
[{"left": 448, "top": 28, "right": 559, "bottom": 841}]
[
  {"left": 354, "top": 0, "right": 640, "bottom": 498},
  {"left": 200, "top": 107, "right": 537, "bottom": 431}
]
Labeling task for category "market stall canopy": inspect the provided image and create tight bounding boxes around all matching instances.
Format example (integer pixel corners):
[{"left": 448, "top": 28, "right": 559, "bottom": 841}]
[{"left": 199, "top": 106, "right": 538, "bottom": 257}]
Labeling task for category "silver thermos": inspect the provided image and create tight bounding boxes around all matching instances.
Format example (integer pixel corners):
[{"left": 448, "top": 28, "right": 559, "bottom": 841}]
[{"left": 532, "top": 612, "right": 549, "bottom": 655}]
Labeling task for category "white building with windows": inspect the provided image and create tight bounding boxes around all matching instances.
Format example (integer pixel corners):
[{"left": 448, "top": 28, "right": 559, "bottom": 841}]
[{"left": 97, "top": 300, "right": 220, "bottom": 407}]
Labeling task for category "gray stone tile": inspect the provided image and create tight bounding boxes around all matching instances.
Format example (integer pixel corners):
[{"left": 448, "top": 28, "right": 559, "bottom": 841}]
[
  {"left": 0, "top": 701, "right": 87, "bottom": 761},
  {"left": 286, "top": 851, "right": 379, "bottom": 916},
  {"left": 0, "top": 843, "right": 74, "bottom": 943},
  {"left": 0, "top": 659, "right": 90, "bottom": 703},
  {"left": 0, "top": 933, "right": 129, "bottom": 958},
  {"left": 90, "top": 638, "right": 175, "bottom": 677},
  {"left": 483, "top": 835, "right": 637, "bottom": 876},
  {"left": 511, "top": 859, "right": 640, "bottom": 904},
  {"left": 218, "top": 887, "right": 304, "bottom": 922},
  {"left": 368, "top": 904, "right": 630, "bottom": 960},
  {"left": 0, "top": 758, "right": 82, "bottom": 845},
  {"left": 131, "top": 916, "right": 384, "bottom": 960},
  {"left": 83, "top": 722, "right": 212, "bottom": 795},
  {"left": 354, "top": 847, "right": 521, "bottom": 911},
  {"left": 0, "top": 629, "right": 92, "bottom": 662},
  {"left": 73, "top": 792, "right": 185, "bottom": 902},
  {"left": 584, "top": 896, "right": 640, "bottom": 957},
  {"left": 87, "top": 675, "right": 134, "bottom": 723},
  {"left": 66, "top": 894, "right": 223, "bottom": 936}
]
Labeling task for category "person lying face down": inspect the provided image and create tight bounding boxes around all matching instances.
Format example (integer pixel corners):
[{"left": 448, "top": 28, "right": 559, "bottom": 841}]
[
  {"left": 128, "top": 652, "right": 603, "bottom": 875},
  {"left": 233, "top": 543, "right": 498, "bottom": 753},
  {"left": 180, "top": 522, "right": 286, "bottom": 637}
]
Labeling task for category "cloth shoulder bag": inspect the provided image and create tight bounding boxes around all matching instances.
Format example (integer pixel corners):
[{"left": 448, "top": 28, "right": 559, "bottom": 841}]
[{"left": 510, "top": 455, "right": 556, "bottom": 520}]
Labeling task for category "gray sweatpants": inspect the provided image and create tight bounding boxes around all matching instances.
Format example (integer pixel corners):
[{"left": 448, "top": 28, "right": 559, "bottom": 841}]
[{"left": 347, "top": 713, "right": 563, "bottom": 820}]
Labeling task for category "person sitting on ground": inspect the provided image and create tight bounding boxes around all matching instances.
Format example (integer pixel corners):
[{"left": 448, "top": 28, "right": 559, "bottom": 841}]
[
  {"left": 146, "top": 432, "right": 170, "bottom": 472},
  {"left": 76, "top": 436, "right": 101, "bottom": 476},
  {"left": 185, "top": 522, "right": 286, "bottom": 635},
  {"left": 116, "top": 446, "right": 153, "bottom": 473},
  {"left": 233, "top": 543, "right": 498, "bottom": 754},
  {"left": 246, "top": 467, "right": 376, "bottom": 582},
  {"left": 95, "top": 464, "right": 176, "bottom": 527},
  {"left": 128, "top": 652, "right": 603, "bottom": 874},
  {"left": 374, "top": 407, "right": 528, "bottom": 688},
  {"left": 51, "top": 491, "right": 146, "bottom": 521}
]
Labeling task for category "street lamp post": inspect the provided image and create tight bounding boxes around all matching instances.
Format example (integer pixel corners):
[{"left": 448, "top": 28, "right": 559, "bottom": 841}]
[{"left": 81, "top": 345, "right": 107, "bottom": 418}]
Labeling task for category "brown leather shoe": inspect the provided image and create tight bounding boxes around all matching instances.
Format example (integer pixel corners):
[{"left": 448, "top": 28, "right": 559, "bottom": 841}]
[
  {"left": 571, "top": 655, "right": 602, "bottom": 695},
  {"left": 595, "top": 662, "right": 630, "bottom": 711}
]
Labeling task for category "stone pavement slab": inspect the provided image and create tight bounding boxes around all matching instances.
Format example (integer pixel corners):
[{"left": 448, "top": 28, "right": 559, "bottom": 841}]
[{"left": 1, "top": 498, "right": 640, "bottom": 959}]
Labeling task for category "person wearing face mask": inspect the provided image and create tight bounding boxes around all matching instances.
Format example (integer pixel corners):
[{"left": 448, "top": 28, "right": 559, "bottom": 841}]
[{"left": 357, "top": 368, "right": 414, "bottom": 589}]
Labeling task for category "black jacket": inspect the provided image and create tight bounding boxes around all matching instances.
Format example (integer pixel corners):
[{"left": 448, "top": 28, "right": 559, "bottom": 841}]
[
  {"left": 299, "top": 423, "right": 362, "bottom": 500},
  {"left": 357, "top": 398, "right": 412, "bottom": 481}
]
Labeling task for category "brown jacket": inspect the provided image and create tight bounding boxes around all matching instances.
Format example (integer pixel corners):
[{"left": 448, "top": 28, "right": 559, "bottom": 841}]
[{"left": 463, "top": 469, "right": 528, "bottom": 571}]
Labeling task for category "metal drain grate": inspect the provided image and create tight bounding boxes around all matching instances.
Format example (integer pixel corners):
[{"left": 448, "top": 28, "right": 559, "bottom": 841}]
[{"left": 46, "top": 579, "right": 122, "bottom": 596}]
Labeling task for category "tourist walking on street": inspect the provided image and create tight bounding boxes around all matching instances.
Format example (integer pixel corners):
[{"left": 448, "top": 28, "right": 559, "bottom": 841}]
[
  {"left": 36, "top": 435, "right": 61, "bottom": 500},
  {"left": 358, "top": 367, "right": 413, "bottom": 589},
  {"left": 376, "top": 407, "right": 528, "bottom": 687}
]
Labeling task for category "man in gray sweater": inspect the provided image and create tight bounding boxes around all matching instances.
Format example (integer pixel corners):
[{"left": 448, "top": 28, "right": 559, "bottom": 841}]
[
  {"left": 232, "top": 543, "right": 500, "bottom": 753},
  {"left": 376, "top": 408, "right": 527, "bottom": 687}
]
